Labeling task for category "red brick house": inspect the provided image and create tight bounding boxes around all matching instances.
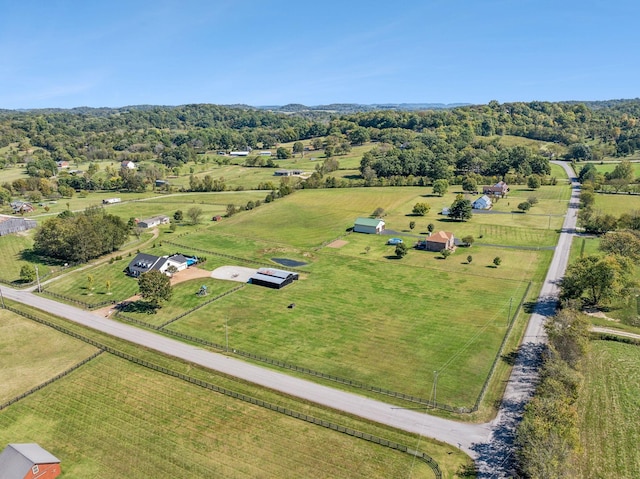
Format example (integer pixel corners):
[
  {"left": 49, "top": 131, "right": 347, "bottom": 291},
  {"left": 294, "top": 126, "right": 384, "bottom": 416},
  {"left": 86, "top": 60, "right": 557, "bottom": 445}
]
[
  {"left": 423, "top": 231, "right": 455, "bottom": 252},
  {"left": 482, "top": 181, "right": 509, "bottom": 197},
  {"left": 0, "top": 443, "right": 61, "bottom": 479}
]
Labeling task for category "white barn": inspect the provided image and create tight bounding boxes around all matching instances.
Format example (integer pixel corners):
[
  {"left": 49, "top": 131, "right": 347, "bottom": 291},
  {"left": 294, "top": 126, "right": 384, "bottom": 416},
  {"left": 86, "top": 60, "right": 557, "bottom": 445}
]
[{"left": 353, "top": 217, "right": 385, "bottom": 234}]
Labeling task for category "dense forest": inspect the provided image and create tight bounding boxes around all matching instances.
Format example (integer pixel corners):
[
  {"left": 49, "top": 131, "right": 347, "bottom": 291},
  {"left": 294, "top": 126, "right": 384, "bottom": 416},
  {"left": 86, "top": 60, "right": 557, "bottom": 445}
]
[{"left": 1, "top": 99, "right": 640, "bottom": 203}]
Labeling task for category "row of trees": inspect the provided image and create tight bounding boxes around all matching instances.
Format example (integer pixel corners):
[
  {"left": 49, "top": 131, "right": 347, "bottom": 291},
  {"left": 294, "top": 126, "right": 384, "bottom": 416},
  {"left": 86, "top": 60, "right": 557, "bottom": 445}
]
[{"left": 33, "top": 207, "right": 130, "bottom": 263}]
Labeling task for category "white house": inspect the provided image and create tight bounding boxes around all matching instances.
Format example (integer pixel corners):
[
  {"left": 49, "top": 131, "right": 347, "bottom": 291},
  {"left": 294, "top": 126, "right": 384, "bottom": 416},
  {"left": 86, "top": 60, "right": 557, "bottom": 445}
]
[
  {"left": 102, "top": 198, "right": 121, "bottom": 204},
  {"left": 229, "top": 151, "right": 250, "bottom": 157},
  {"left": 121, "top": 160, "right": 136, "bottom": 169},
  {"left": 472, "top": 195, "right": 493, "bottom": 210},
  {"left": 353, "top": 217, "right": 385, "bottom": 234},
  {"left": 137, "top": 215, "right": 170, "bottom": 228}
]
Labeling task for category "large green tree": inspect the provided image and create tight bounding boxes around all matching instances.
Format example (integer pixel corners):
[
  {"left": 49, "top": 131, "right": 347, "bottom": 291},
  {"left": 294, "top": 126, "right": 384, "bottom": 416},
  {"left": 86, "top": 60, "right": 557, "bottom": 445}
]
[
  {"left": 138, "top": 270, "right": 172, "bottom": 308},
  {"left": 560, "top": 254, "right": 634, "bottom": 305},
  {"left": 432, "top": 179, "right": 449, "bottom": 196},
  {"left": 449, "top": 195, "right": 472, "bottom": 221}
]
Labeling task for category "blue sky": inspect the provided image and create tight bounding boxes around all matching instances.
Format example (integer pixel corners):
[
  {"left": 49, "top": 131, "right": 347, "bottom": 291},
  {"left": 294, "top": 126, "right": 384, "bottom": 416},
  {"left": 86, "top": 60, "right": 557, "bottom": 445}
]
[{"left": 1, "top": 0, "right": 639, "bottom": 109}]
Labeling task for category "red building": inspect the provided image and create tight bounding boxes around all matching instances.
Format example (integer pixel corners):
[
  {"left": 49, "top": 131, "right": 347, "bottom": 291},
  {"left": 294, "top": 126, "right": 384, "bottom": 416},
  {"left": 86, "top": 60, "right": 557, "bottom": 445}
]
[{"left": 0, "top": 444, "right": 61, "bottom": 479}]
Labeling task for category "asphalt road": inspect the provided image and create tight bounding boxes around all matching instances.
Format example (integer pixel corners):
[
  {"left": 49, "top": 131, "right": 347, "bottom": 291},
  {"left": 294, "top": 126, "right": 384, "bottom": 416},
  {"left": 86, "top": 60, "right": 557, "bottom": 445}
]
[{"left": 2, "top": 161, "right": 579, "bottom": 473}]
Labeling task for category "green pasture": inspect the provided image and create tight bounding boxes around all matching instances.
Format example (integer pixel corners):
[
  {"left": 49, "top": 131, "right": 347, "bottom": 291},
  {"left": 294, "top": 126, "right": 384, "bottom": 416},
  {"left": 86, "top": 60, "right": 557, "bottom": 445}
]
[
  {"left": 166, "top": 252, "right": 529, "bottom": 408},
  {"left": 0, "top": 302, "right": 469, "bottom": 478},
  {"left": 0, "top": 353, "right": 436, "bottom": 479},
  {"left": 592, "top": 193, "right": 640, "bottom": 216},
  {"left": 575, "top": 341, "right": 640, "bottom": 478},
  {"left": 0, "top": 231, "right": 53, "bottom": 283},
  {"left": 490, "top": 134, "right": 563, "bottom": 152},
  {"left": 592, "top": 161, "right": 640, "bottom": 178},
  {"left": 0, "top": 310, "right": 97, "bottom": 403}
]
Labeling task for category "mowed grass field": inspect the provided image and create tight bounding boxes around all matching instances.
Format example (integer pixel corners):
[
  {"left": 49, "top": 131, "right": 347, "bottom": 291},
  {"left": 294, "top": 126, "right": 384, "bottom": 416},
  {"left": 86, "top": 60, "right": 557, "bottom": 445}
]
[
  {"left": 575, "top": 341, "right": 640, "bottom": 478},
  {"left": 592, "top": 192, "right": 640, "bottom": 216},
  {"left": 0, "top": 309, "right": 97, "bottom": 402},
  {"left": 592, "top": 161, "right": 640, "bottom": 178},
  {"left": 0, "top": 312, "right": 446, "bottom": 478}
]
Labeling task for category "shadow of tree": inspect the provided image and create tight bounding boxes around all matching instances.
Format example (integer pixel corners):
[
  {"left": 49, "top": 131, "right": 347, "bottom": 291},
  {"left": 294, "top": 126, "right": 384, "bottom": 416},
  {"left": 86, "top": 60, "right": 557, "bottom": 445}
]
[{"left": 118, "top": 300, "right": 158, "bottom": 315}]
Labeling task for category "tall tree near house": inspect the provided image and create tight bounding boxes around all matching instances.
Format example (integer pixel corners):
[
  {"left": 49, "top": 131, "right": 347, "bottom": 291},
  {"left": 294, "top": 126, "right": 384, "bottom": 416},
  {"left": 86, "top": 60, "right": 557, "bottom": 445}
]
[{"left": 138, "top": 270, "right": 172, "bottom": 308}]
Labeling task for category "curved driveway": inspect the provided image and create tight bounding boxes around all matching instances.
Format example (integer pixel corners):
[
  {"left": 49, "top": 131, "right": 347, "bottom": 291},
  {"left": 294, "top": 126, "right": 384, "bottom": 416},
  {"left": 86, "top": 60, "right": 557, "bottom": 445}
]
[{"left": 2, "top": 162, "right": 578, "bottom": 474}]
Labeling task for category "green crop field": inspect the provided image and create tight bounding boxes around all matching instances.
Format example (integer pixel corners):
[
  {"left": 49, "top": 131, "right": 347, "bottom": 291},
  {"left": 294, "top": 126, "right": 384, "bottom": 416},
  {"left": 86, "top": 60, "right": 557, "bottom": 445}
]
[
  {"left": 0, "top": 311, "right": 464, "bottom": 479},
  {"left": 0, "top": 309, "right": 97, "bottom": 402},
  {"left": 575, "top": 341, "right": 640, "bottom": 478}
]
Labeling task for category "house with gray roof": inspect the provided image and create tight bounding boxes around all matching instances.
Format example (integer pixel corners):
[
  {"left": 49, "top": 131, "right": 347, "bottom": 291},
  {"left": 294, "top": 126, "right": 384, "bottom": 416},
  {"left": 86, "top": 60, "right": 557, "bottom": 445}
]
[
  {"left": 0, "top": 215, "right": 37, "bottom": 236},
  {"left": 0, "top": 443, "right": 61, "bottom": 479},
  {"left": 125, "top": 252, "right": 191, "bottom": 277}
]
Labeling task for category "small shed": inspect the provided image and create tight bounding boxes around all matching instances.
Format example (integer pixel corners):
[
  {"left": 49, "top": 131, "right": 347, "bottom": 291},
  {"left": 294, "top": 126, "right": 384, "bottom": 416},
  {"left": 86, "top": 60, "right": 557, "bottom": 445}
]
[
  {"left": 121, "top": 160, "right": 136, "bottom": 169},
  {"left": 249, "top": 268, "right": 299, "bottom": 289},
  {"left": 0, "top": 443, "right": 61, "bottom": 479},
  {"left": 353, "top": 217, "right": 385, "bottom": 234},
  {"left": 212, "top": 215, "right": 222, "bottom": 222},
  {"left": 472, "top": 195, "right": 492, "bottom": 210}
]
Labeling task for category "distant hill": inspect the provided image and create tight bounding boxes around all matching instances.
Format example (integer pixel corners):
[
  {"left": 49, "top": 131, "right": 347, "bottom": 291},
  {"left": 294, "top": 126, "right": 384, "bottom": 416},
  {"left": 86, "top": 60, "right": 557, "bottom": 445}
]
[{"left": 259, "top": 103, "right": 468, "bottom": 113}]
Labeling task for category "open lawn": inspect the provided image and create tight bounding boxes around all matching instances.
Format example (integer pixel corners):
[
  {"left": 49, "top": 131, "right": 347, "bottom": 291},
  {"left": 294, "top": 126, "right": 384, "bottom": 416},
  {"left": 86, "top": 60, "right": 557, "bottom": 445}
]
[
  {"left": 575, "top": 341, "right": 640, "bottom": 478},
  {"left": 0, "top": 310, "right": 97, "bottom": 402},
  {"left": 0, "top": 231, "right": 57, "bottom": 283}
]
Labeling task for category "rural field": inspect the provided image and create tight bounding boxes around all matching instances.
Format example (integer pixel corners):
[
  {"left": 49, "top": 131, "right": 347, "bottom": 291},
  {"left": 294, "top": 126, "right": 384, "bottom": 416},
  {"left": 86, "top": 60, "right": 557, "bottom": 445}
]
[
  {"left": 78, "top": 183, "right": 562, "bottom": 409},
  {"left": 0, "top": 309, "right": 467, "bottom": 478},
  {"left": 575, "top": 341, "right": 640, "bottom": 478}
]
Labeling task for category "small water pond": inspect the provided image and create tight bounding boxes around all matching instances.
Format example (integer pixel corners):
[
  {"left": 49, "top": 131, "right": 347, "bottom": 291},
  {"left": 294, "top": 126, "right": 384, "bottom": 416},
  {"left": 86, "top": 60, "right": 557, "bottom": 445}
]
[{"left": 271, "top": 258, "right": 307, "bottom": 268}]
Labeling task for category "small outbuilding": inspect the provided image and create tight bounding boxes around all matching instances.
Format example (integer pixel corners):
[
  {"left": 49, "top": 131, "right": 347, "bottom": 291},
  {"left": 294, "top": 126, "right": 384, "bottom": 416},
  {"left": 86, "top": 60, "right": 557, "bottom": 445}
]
[
  {"left": 0, "top": 443, "right": 61, "bottom": 479},
  {"left": 121, "top": 160, "right": 136, "bottom": 169},
  {"left": 0, "top": 215, "right": 37, "bottom": 236},
  {"left": 472, "top": 195, "right": 493, "bottom": 210},
  {"left": 353, "top": 217, "right": 385, "bottom": 234},
  {"left": 249, "top": 268, "right": 299, "bottom": 289}
]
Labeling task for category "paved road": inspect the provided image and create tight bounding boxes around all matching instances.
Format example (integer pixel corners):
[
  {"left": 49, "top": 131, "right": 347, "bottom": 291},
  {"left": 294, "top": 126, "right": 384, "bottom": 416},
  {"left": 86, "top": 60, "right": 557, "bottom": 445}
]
[
  {"left": 2, "top": 161, "right": 579, "bottom": 472},
  {"left": 473, "top": 160, "right": 580, "bottom": 476}
]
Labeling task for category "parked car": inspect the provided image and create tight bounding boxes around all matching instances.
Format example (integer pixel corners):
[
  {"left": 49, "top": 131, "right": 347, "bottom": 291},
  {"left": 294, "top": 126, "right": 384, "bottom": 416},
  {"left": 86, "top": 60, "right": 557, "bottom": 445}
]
[{"left": 387, "top": 238, "right": 403, "bottom": 245}]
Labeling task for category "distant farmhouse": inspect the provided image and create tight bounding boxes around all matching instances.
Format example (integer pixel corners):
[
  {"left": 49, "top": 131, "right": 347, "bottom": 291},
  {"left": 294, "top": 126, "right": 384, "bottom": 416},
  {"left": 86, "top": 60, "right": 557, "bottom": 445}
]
[
  {"left": 125, "top": 252, "right": 196, "bottom": 278},
  {"left": 0, "top": 215, "right": 37, "bottom": 236},
  {"left": 0, "top": 443, "right": 61, "bottom": 479},
  {"left": 249, "top": 267, "right": 299, "bottom": 289},
  {"left": 121, "top": 160, "right": 136, "bottom": 169},
  {"left": 417, "top": 231, "right": 455, "bottom": 252},
  {"left": 137, "top": 215, "right": 170, "bottom": 229},
  {"left": 472, "top": 195, "right": 493, "bottom": 210},
  {"left": 483, "top": 181, "right": 509, "bottom": 197},
  {"left": 259, "top": 151, "right": 272, "bottom": 156},
  {"left": 9, "top": 201, "right": 34, "bottom": 214},
  {"left": 274, "top": 169, "right": 304, "bottom": 177},
  {"left": 229, "top": 151, "right": 250, "bottom": 157},
  {"left": 56, "top": 160, "right": 69, "bottom": 169},
  {"left": 102, "top": 198, "right": 121, "bottom": 205},
  {"left": 353, "top": 217, "right": 385, "bottom": 234}
]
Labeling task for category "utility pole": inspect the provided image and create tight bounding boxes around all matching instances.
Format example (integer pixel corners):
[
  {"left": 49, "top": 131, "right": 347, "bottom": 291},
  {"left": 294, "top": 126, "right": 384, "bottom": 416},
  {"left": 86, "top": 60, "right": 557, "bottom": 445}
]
[
  {"left": 431, "top": 371, "right": 439, "bottom": 408},
  {"left": 35, "top": 265, "right": 41, "bottom": 293}
]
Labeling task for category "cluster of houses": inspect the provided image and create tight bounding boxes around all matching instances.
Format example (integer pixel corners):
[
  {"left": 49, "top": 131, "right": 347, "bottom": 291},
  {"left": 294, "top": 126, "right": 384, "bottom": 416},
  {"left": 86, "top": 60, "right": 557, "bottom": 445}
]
[{"left": 471, "top": 181, "right": 510, "bottom": 210}]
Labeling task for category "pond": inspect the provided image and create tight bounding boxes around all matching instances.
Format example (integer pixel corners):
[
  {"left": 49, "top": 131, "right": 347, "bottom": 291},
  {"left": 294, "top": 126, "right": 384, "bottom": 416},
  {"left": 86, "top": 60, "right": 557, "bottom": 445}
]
[{"left": 271, "top": 258, "right": 307, "bottom": 268}]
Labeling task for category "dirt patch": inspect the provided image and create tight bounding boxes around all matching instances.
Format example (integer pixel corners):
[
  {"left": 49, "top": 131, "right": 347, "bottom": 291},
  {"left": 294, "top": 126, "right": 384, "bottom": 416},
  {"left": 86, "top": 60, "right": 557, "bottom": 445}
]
[{"left": 326, "top": 239, "right": 348, "bottom": 248}]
